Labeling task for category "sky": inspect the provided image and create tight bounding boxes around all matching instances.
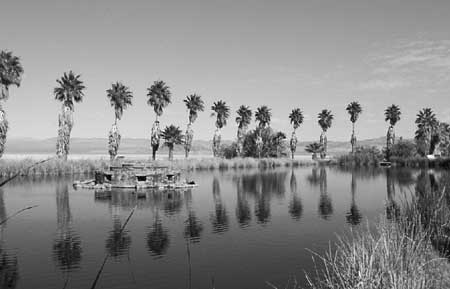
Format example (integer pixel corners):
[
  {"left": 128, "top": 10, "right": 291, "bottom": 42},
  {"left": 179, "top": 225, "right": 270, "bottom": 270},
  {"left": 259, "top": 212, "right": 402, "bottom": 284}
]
[{"left": 1, "top": 0, "right": 450, "bottom": 142}]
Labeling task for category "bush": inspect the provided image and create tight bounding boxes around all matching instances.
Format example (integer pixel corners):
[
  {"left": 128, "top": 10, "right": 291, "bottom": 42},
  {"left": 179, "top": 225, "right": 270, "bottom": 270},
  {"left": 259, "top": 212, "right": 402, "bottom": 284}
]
[
  {"left": 338, "top": 146, "right": 383, "bottom": 167},
  {"left": 219, "top": 142, "right": 238, "bottom": 159},
  {"left": 242, "top": 127, "right": 288, "bottom": 158},
  {"left": 388, "top": 139, "right": 417, "bottom": 159}
]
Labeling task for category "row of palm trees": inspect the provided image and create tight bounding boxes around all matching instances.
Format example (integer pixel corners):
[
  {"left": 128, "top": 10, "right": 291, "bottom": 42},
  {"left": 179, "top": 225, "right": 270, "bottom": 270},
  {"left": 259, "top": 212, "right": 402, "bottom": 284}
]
[{"left": 0, "top": 50, "right": 432, "bottom": 161}]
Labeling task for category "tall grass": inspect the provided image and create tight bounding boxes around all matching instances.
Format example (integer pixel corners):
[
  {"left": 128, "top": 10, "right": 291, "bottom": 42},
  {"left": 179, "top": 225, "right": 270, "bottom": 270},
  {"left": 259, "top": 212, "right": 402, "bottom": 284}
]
[
  {"left": 0, "top": 158, "right": 109, "bottom": 177},
  {"left": 306, "top": 186, "right": 450, "bottom": 289},
  {"left": 0, "top": 157, "right": 315, "bottom": 177}
]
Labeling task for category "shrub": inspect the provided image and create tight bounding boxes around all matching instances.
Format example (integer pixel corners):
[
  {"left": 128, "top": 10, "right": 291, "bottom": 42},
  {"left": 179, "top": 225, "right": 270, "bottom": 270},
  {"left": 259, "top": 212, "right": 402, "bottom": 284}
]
[
  {"left": 242, "top": 127, "right": 288, "bottom": 158},
  {"left": 388, "top": 139, "right": 417, "bottom": 159},
  {"left": 338, "top": 146, "right": 383, "bottom": 167}
]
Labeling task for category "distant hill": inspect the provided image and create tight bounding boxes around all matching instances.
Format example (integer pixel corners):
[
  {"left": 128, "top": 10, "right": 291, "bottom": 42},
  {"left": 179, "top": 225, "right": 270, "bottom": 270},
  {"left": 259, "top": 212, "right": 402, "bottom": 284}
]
[{"left": 4, "top": 136, "right": 391, "bottom": 156}]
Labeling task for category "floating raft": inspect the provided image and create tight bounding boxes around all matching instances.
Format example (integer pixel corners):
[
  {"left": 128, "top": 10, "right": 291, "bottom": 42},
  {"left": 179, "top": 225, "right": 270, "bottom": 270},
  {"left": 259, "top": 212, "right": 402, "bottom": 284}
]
[{"left": 73, "top": 162, "right": 197, "bottom": 190}]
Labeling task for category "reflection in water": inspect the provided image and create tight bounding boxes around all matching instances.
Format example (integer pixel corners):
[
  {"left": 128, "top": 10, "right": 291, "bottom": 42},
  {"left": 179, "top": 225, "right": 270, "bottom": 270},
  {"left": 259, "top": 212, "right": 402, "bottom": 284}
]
[
  {"left": 163, "top": 190, "right": 184, "bottom": 216},
  {"left": 346, "top": 172, "right": 362, "bottom": 225},
  {"left": 211, "top": 177, "right": 229, "bottom": 233},
  {"left": 385, "top": 169, "right": 400, "bottom": 221},
  {"left": 52, "top": 183, "right": 82, "bottom": 272},
  {"left": 147, "top": 216, "right": 170, "bottom": 258},
  {"left": 235, "top": 176, "right": 251, "bottom": 227},
  {"left": 0, "top": 189, "right": 6, "bottom": 228},
  {"left": 105, "top": 217, "right": 132, "bottom": 259},
  {"left": 0, "top": 245, "right": 19, "bottom": 289},
  {"left": 184, "top": 211, "right": 203, "bottom": 243},
  {"left": 317, "top": 167, "right": 333, "bottom": 220},
  {"left": 288, "top": 170, "right": 302, "bottom": 220}
]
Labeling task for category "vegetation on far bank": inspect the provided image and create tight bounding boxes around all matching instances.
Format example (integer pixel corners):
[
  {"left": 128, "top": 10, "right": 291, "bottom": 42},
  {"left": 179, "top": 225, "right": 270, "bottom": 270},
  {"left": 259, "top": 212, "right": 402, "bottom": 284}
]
[{"left": 0, "top": 157, "right": 318, "bottom": 177}]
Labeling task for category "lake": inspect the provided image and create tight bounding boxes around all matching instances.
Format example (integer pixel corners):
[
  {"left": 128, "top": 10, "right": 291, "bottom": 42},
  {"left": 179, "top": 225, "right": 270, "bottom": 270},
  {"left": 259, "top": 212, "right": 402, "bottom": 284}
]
[{"left": 0, "top": 166, "right": 421, "bottom": 289}]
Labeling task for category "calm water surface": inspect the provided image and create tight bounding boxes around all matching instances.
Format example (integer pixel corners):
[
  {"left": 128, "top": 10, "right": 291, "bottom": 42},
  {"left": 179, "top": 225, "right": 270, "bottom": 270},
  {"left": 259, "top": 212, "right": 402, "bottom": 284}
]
[{"left": 0, "top": 166, "right": 419, "bottom": 289}]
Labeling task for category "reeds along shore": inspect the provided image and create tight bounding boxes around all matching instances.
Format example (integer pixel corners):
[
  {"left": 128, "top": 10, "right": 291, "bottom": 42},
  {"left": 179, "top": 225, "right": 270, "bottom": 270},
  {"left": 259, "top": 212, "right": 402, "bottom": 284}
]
[
  {"left": 0, "top": 157, "right": 318, "bottom": 177},
  {"left": 306, "top": 186, "right": 450, "bottom": 289}
]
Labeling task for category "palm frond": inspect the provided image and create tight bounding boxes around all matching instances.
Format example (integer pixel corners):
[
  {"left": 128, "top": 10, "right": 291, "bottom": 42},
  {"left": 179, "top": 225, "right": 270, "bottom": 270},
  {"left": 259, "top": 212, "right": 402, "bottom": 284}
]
[
  {"left": 106, "top": 82, "right": 133, "bottom": 121},
  {"left": 147, "top": 80, "right": 172, "bottom": 116}
]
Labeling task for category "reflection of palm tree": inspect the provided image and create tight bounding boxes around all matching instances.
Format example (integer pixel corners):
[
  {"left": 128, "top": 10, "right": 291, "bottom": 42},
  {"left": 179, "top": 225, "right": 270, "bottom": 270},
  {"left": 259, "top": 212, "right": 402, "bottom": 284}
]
[
  {"left": 163, "top": 190, "right": 183, "bottom": 216},
  {"left": 52, "top": 182, "right": 82, "bottom": 272},
  {"left": 318, "top": 167, "right": 333, "bottom": 220},
  {"left": 211, "top": 177, "right": 229, "bottom": 233},
  {"left": 146, "top": 217, "right": 170, "bottom": 257},
  {"left": 385, "top": 168, "right": 400, "bottom": 221},
  {"left": 0, "top": 245, "right": 19, "bottom": 289},
  {"left": 289, "top": 170, "right": 303, "bottom": 220},
  {"left": 235, "top": 177, "right": 251, "bottom": 227},
  {"left": 105, "top": 217, "right": 132, "bottom": 259},
  {"left": 0, "top": 188, "right": 6, "bottom": 228},
  {"left": 346, "top": 172, "right": 362, "bottom": 225},
  {"left": 307, "top": 167, "right": 320, "bottom": 186},
  {"left": 184, "top": 211, "right": 203, "bottom": 243}
]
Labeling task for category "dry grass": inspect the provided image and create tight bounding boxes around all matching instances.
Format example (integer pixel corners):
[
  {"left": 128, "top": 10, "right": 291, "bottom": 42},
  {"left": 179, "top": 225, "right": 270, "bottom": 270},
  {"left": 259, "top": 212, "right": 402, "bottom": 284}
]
[
  {"left": 0, "top": 157, "right": 316, "bottom": 177},
  {"left": 305, "top": 187, "right": 450, "bottom": 289}
]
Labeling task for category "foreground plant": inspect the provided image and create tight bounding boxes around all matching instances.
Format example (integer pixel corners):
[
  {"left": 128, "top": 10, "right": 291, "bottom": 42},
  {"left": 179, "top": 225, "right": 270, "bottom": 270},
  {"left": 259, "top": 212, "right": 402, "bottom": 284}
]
[
  {"left": 183, "top": 94, "right": 204, "bottom": 158},
  {"left": 106, "top": 82, "right": 133, "bottom": 161},
  {"left": 289, "top": 108, "right": 304, "bottom": 159},
  {"left": 147, "top": 80, "right": 172, "bottom": 160},
  {"left": 346, "top": 101, "right": 362, "bottom": 154},
  {"left": 0, "top": 51, "right": 24, "bottom": 158},
  {"left": 54, "top": 71, "right": 85, "bottom": 160},
  {"left": 384, "top": 104, "right": 401, "bottom": 160},
  {"left": 235, "top": 105, "right": 252, "bottom": 157},
  {"left": 161, "top": 125, "right": 184, "bottom": 160},
  {"left": 211, "top": 101, "right": 230, "bottom": 157},
  {"left": 317, "top": 110, "right": 334, "bottom": 159}
]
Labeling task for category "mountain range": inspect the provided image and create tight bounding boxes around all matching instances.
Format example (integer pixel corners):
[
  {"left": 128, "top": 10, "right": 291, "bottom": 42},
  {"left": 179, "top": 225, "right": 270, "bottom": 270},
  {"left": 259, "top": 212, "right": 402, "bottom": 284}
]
[{"left": 4, "top": 136, "right": 391, "bottom": 156}]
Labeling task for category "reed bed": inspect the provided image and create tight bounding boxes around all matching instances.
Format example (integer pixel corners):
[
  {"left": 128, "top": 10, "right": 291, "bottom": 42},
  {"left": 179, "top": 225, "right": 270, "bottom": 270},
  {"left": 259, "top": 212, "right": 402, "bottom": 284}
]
[
  {"left": 305, "top": 187, "right": 450, "bottom": 289},
  {"left": 0, "top": 157, "right": 316, "bottom": 177},
  {"left": 0, "top": 158, "right": 109, "bottom": 177}
]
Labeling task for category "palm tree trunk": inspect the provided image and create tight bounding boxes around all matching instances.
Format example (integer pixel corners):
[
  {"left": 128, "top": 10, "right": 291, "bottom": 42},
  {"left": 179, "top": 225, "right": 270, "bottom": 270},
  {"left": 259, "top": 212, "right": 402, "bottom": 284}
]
[
  {"left": 212, "top": 128, "right": 221, "bottom": 157},
  {"left": 290, "top": 130, "right": 297, "bottom": 160},
  {"left": 386, "top": 125, "right": 395, "bottom": 160},
  {"left": 236, "top": 127, "right": 244, "bottom": 157},
  {"left": 56, "top": 105, "right": 73, "bottom": 160},
  {"left": 320, "top": 130, "right": 327, "bottom": 159},
  {"left": 151, "top": 118, "right": 160, "bottom": 161},
  {"left": 185, "top": 123, "right": 193, "bottom": 159},
  {"left": 108, "top": 123, "right": 121, "bottom": 162},
  {"left": 168, "top": 146, "right": 174, "bottom": 161},
  {"left": 351, "top": 122, "right": 356, "bottom": 154},
  {"left": 0, "top": 107, "right": 8, "bottom": 159}
]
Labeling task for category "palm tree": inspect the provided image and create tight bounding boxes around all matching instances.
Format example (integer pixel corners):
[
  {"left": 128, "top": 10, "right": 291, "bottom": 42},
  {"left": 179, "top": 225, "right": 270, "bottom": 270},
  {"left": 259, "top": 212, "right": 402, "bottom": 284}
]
[
  {"left": 147, "top": 80, "right": 172, "bottom": 160},
  {"left": 384, "top": 104, "right": 401, "bottom": 160},
  {"left": 289, "top": 108, "right": 304, "bottom": 159},
  {"left": 255, "top": 105, "right": 272, "bottom": 129},
  {"left": 106, "top": 82, "right": 133, "bottom": 161},
  {"left": 415, "top": 108, "right": 438, "bottom": 156},
  {"left": 317, "top": 109, "right": 334, "bottom": 159},
  {"left": 183, "top": 94, "right": 204, "bottom": 158},
  {"left": 54, "top": 71, "right": 85, "bottom": 160},
  {"left": 160, "top": 125, "right": 184, "bottom": 161},
  {"left": 305, "top": 142, "right": 323, "bottom": 160},
  {"left": 211, "top": 101, "right": 230, "bottom": 157},
  {"left": 0, "top": 51, "right": 23, "bottom": 158},
  {"left": 346, "top": 101, "right": 362, "bottom": 154},
  {"left": 235, "top": 105, "right": 252, "bottom": 157},
  {"left": 255, "top": 105, "right": 272, "bottom": 158}
]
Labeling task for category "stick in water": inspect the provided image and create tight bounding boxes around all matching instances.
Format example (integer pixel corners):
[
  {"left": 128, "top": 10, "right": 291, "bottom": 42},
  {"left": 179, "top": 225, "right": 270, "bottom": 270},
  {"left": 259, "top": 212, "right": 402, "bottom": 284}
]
[
  {"left": 89, "top": 206, "right": 137, "bottom": 289},
  {"left": 0, "top": 157, "right": 55, "bottom": 188},
  {"left": 0, "top": 205, "right": 38, "bottom": 226}
]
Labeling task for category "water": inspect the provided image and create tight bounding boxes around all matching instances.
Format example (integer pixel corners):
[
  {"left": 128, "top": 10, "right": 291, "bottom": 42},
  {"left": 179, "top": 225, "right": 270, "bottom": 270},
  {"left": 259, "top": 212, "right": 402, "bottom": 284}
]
[{"left": 0, "top": 166, "right": 420, "bottom": 289}]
